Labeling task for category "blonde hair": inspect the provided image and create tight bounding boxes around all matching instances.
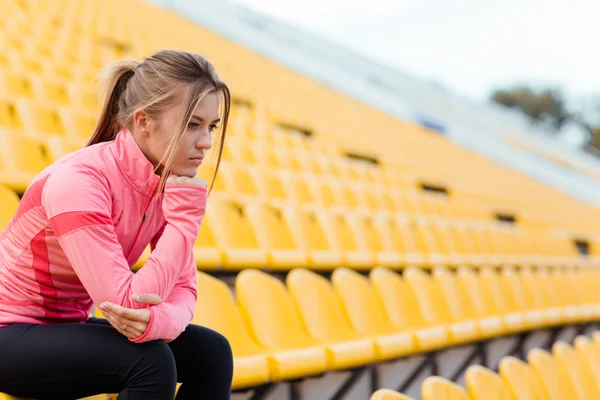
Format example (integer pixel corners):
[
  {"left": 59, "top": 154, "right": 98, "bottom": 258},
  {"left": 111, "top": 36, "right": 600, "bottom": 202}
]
[{"left": 88, "top": 49, "right": 230, "bottom": 193}]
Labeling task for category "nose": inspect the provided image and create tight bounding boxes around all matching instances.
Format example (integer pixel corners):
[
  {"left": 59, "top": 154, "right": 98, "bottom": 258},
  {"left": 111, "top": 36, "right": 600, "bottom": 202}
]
[{"left": 195, "top": 129, "right": 213, "bottom": 150}]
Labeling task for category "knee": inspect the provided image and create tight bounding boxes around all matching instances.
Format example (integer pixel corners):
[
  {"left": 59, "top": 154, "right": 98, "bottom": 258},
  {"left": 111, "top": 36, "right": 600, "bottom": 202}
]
[
  {"left": 127, "top": 340, "right": 177, "bottom": 392},
  {"left": 202, "top": 329, "right": 234, "bottom": 374}
]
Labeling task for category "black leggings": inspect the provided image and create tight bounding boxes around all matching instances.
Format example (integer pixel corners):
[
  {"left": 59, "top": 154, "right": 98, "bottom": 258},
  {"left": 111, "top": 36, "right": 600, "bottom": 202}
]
[{"left": 0, "top": 318, "right": 233, "bottom": 399}]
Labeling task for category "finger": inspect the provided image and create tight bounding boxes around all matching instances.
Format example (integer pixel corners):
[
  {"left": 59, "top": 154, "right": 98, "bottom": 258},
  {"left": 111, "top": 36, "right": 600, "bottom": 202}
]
[
  {"left": 167, "top": 174, "right": 180, "bottom": 185},
  {"left": 100, "top": 303, "right": 150, "bottom": 323},
  {"left": 104, "top": 313, "right": 139, "bottom": 339},
  {"left": 102, "top": 310, "right": 148, "bottom": 335},
  {"left": 132, "top": 293, "right": 162, "bottom": 305}
]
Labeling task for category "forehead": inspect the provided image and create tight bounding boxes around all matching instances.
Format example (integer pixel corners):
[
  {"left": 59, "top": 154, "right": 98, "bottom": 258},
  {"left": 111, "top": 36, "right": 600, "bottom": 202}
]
[{"left": 193, "top": 91, "right": 221, "bottom": 120}]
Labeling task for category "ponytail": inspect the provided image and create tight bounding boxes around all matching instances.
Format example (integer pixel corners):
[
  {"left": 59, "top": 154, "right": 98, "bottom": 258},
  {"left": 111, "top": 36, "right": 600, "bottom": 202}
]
[{"left": 86, "top": 60, "right": 138, "bottom": 146}]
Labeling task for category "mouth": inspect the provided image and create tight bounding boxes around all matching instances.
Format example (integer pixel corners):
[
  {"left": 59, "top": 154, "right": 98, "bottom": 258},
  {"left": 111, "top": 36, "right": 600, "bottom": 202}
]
[{"left": 188, "top": 156, "right": 204, "bottom": 165}]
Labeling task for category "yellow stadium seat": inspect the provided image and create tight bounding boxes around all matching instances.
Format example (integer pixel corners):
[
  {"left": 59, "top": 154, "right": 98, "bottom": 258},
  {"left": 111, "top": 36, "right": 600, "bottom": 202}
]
[
  {"left": 45, "top": 136, "right": 81, "bottom": 163},
  {"left": 346, "top": 212, "right": 401, "bottom": 267},
  {"left": 0, "top": 392, "right": 21, "bottom": 400},
  {"left": 550, "top": 269, "right": 587, "bottom": 323},
  {"left": 498, "top": 356, "right": 549, "bottom": 400},
  {"left": 520, "top": 267, "right": 563, "bottom": 327},
  {"left": 552, "top": 341, "right": 600, "bottom": 400},
  {"left": 455, "top": 267, "right": 507, "bottom": 337},
  {"left": 404, "top": 267, "right": 479, "bottom": 345},
  {"left": 536, "top": 268, "right": 577, "bottom": 325},
  {"left": 478, "top": 267, "right": 527, "bottom": 333},
  {"left": 235, "top": 269, "right": 328, "bottom": 381},
  {"left": 421, "top": 376, "right": 468, "bottom": 400},
  {"left": 370, "top": 389, "right": 415, "bottom": 400},
  {"left": 370, "top": 267, "right": 450, "bottom": 352},
  {"left": 573, "top": 335, "right": 600, "bottom": 387},
  {"left": 0, "top": 185, "right": 19, "bottom": 230},
  {"left": 528, "top": 348, "right": 577, "bottom": 400},
  {"left": 465, "top": 365, "right": 513, "bottom": 400},
  {"left": 16, "top": 99, "right": 68, "bottom": 137},
  {"left": 331, "top": 267, "right": 416, "bottom": 361},
  {"left": 193, "top": 211, "right": 221, "bottom": 268},
  {"left": 286, "top": 268, "right": 376, "bottom": 370},
  {"left": 244, "top": 201, "right": 307, "bottom": 269},
  {"left": 499, "top": 266, "right": 547, "bottom": 330},
  {"left": 192, "top": 272, "right": 271, "bottom": 389},
  {"left": 0, "top": 97, "right": 23, "bottom": 130},
  {"left": 0, "top": 129, "right": 50, "bottom": 192},
  {"left": 320, "top": 211, "right": 373, "bottom": 268},
  {"left": 283, "top": 206, "right": 342, "bottom": 269},
  {"left": 208, "top": 197, "right": 267, "bottom": 269}
]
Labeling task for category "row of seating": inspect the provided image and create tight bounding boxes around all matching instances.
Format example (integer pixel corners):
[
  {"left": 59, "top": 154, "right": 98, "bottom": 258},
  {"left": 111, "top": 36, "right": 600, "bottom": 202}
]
[
  {"left": 371, "top": 334, "right": 600, "bottom": 400},
  {"left": 114, "top": 265, "right": 600, "bottom": 390},
  {"left": 4, "top": 0, "right": 600, "bottom": 245}
]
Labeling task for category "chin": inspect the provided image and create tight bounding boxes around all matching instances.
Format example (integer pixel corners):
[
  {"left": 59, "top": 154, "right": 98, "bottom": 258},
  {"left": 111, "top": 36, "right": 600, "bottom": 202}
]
[{"left": 171, "top": 166, "right": 199, "bottom": 178}]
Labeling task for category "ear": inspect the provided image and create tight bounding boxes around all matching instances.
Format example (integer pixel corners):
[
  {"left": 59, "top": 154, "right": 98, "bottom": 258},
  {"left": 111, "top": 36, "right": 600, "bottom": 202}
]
[{"left": 132, "top": 109, "right": 150, "bottom": 138}]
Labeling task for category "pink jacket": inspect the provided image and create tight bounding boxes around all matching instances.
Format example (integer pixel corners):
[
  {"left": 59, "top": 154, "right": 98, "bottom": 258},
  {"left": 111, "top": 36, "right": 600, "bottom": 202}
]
[{"left": 0, "top": 129, "right": 206, "bottom": 343}]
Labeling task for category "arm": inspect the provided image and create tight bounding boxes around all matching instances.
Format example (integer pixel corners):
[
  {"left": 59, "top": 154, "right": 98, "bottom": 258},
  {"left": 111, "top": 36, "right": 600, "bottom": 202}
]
[
  {"left": 42, "top": 166, "right": 205, "bottom": 324},
  {"left": 132, "top": 224, "right": 198, "bottom": 343}
]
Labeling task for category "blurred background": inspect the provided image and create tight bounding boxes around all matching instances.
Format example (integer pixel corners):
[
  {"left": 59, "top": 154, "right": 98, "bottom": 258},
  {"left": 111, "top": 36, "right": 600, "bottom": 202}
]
[{"left": 2, "top": 1, "right": 600, "bottom": 399}]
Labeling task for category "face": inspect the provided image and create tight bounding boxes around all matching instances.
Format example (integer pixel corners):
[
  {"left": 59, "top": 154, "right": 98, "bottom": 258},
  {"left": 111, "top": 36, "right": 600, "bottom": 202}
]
[{"left": 134, "top": 90, "right": 221, "bottom": 178}]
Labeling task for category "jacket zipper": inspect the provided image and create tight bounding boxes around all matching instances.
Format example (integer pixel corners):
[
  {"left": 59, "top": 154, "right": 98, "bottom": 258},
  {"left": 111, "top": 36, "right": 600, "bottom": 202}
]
[{"left": 124, "top": 197, "right": 154, "bottom": 260}]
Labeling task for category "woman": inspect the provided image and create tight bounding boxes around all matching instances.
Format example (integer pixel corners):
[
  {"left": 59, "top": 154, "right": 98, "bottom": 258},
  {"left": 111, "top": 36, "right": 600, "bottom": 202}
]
[{"left": 0, "top": 50, "right": 233, "bottom": 399}]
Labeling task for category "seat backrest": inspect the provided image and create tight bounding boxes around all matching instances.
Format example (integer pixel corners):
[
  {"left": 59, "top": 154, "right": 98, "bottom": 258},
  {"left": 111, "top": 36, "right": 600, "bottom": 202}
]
[
  {"left": 465, "top": 365, "right": 513, "bottom": 400},
  {"left": 549, "top": 269, "right": 577, "bottom": 307},
  {"left": 245, "top": 201, "right": 299, "bottom": 251},
  {"left": 552, "top": 341, "right": 600, "bottom": 400},
  {"left": 528, "top": 348, "right": 577, "bottom": 400},
  {"left": 498, "top": 356, "right": 549, "bottom": 400},
  {"left": 421, "top": 376, "right": 468, "bottom": 400},
  {"left": 370, "top": 266, "right": 427, "bottom": 330},
  {"left": 370, "top": 389, "right": 414, "bottom": 400},
  {"left": 519, "top": 267, "right": 548, "bottom": 309},
  {"left": 193, "top": 272, "right": 265, "bottom": 357},
  {"left": 325, "top": 212, "right": 361, "bottom": 252},
  {"left": 432, "top": 266, "right": 477, "bottom": 320},
  {"left": 287, "top": 268, "right": 358, "bottom": 342},
  {"left": 236, "top": 269, "right": 317, "bottom": 349},
  {"left": 331, "top": 267, "right": 395, "bottom": 336},
  {"left": 535, "top": 268, "right": 561, "bottom": 308},
  {"left": 293, "top": 208, "right": 335, "bottom": 252},
  {"left": 194, "top": 212, "right": 217, "bottom": 248},
  {"left": 0, "top": 130, "right": 49, "bottom": 173},
  {"left": 573, "top": 335, "right": 600, "bottom": 387},
  {"left": 403, "top": 267, "right": 451, "bottom": 324},
  {"left": 478, "top": 267, "right": 510, "bottom": 314},
  {"left": 210, "top": 198, "right": 261, "bottom": 249},
  {"left": 0, "top": 185, "right": 19, "bottom": 231},
  {"left": 348, "top": 212, "right": 385, "bottom": 253},
  {"left": 499, "top": 266, "right": 529, "bottom": 313},
  {"left": 456, "top": 266, "right": 495, "bottom": 318}
]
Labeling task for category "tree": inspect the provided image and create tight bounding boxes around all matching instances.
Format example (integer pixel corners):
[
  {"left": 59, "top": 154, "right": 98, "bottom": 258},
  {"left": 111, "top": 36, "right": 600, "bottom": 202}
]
[{"left": 490, "top": 86, "right": 569, "bottom": 131}]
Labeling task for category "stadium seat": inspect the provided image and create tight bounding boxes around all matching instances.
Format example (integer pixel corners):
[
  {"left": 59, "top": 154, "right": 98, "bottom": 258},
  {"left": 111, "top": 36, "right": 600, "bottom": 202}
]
[
  {"left": 498, "top": 356, "right": 549, "bottom": 400},
  {"left": 208, "top": 197, "right": 268, "bottom": 269},
  {"left": 527, "top": 348, "right": 577, "bottom": 400},
  {"left": 0, "top": 129, "right": 49, "bottom": 192},
  {"left": 192, "top": 211, "right": 222, "bottom": 268},
  {"left": 244, "top": 200, "right": 308, "bottom": 269},
  {"left": 286, "top": 268, "right": 377, "bottom": 369},
  {"left": 536, "top": 268, "right": 578, "bottom": 325},
  {"left": 370, "top": 267, "right": 450, "bottom": 352},
  {"left": 331, "top": 267, "right": 416, "bottom": 361},
  {"left": 320, "top": 211, "right": 374, "bottom": 269},
  {"left": 499, "top": 266, "right": 547, "bottom": 330},
  {"left": 282, "top": 206, "right": 343, "bottom": 269},
  {"left": 455, "top": 266, "right": 507, "bottom": 337},
  {"left": 573, "top": 335, "right": 600, "bottom": 386},
  {"left": 464, "top": 365, "right": 513, "bottom": 400},
  {"left": 0, "top": 185, "right": 19, "bottom": 230},
  {"left": 370, "top": 389, "right": 414, "bottom": 400},
  {"left": 404, "top": 267, "right": 479, "bottom": 345},
  {"left": 180, "top": 272, "right": 272, "bottom": 389},
  {"left": 478, "top": 267, "right": 527, "bottom": 333},
  {"left": 551, "top": 341, "right": 600, "bottom": 400},
  {"left": 520, "top": 267, "right": 563, "bottom": 327},
  {"left": 235, "top": 269, "right": 328, "bottom": 380},
  {"left": 421, "top": 376, "right": 468, "bottom": 400}
]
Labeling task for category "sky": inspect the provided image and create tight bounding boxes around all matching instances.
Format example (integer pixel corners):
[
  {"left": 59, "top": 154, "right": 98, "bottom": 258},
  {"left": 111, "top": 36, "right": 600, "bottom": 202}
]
[{"left": 231, "top": 0, "right": 600, "bottom": 106}]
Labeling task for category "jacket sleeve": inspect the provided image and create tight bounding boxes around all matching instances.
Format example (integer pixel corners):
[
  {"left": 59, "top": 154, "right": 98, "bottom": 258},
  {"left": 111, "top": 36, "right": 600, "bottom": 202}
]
[
  {"left": 132, "top": 224, "right": 198, "bottom": 343},
  {"left": 42, "top": 165, "right": 206, "bottom": 342}
]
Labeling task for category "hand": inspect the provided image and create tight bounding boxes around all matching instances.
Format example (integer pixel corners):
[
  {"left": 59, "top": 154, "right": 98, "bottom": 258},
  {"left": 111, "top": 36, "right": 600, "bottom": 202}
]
[
  {"left": 98, "top": 294, "right": 162, "bottom": 340},
  {"left": 167, "top": 174, "right": 206, "bottom": 188}
]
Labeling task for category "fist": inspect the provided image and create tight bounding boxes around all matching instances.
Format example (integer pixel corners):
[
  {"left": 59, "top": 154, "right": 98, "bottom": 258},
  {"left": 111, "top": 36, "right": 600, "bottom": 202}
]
[{"left": 167, "top": 174, "right": 207, "bottom": 188}]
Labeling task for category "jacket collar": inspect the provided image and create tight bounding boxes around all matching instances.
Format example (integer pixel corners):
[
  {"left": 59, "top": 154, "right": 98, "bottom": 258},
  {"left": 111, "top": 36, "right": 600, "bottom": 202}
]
[{"left": 112, "top": 129, "right": 161, "bottom": 196}]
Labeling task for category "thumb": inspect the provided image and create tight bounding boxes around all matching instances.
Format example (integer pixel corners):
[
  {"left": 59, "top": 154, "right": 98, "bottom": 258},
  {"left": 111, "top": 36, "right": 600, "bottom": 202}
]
[{"left": 132, "top": 293, "right": 162, "bottom": 305}]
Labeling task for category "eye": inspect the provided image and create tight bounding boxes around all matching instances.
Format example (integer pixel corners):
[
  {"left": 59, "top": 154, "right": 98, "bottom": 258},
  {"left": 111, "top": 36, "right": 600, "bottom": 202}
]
[
  {"left": 209, "top": 124, "right": 218, "bottom": 132},
  {"left": 188, "top": 122, "right": 200, "bottom": 130}
]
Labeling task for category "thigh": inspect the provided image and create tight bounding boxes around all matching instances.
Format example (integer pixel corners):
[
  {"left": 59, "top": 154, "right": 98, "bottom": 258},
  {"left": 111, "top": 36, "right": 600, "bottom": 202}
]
[{"left": 0, "top": 321, "right": 152, "bottom": 399}]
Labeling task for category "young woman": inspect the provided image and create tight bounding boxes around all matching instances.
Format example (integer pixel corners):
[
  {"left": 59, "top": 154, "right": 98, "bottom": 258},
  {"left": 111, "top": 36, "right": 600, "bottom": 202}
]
[{"left": 0, "top": 50, "right": 233, "bottom": 399}]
